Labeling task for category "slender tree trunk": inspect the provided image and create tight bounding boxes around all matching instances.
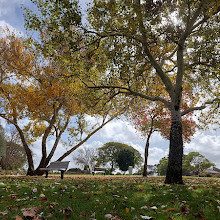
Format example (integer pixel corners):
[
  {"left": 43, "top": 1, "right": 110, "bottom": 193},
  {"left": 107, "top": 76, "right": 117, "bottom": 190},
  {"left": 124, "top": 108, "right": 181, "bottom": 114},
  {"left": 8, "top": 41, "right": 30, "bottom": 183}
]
[
  {"left": 45, "top": 117, "right": 70, "bottom": 166},
  {"left": 143, "top": 140, "right": 149, "bottom": 177},
  {"left": 165, "top": 110, "right": 183, "bottom": 184},
  {"left": 143, "top": 116, "right": 154, "bottom": 177},
  {"left": 34, "top": 105, "right": 62, "bottom": 176},
  {"left": 14, "top": 123, "right": 35, "bottom": 176}
]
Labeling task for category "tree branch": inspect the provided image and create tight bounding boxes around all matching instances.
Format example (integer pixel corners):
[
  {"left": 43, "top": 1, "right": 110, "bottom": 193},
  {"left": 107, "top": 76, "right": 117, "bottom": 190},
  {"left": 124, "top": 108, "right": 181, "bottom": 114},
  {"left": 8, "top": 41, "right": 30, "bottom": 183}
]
[
  {"left": 134, "top": 0, "right": 174, "bottom": 97},
  {"left": 88, "top": 85, "right": 170, "bottom": 108},
  {"left": 181, "top": 98, "right": 220, "bottom": 116},
  {"left": 57, "top": 114, "right": 118, "bottom": 161}
]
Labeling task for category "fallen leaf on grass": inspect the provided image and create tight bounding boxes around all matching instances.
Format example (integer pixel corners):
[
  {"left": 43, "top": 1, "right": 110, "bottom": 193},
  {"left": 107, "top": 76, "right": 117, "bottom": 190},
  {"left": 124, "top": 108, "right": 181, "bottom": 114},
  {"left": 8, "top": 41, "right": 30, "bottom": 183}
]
[
  {"left": 40, "top": 192, "right": 45, "bottom": 198},
  {"left": 22, "top": 210, "right": 36, "bottom": 218},
  {"left": 39, "top": 197, "right": 47, "bottom": 202},
  {"left": 15, "top": 216, "right": 23, "bottom": 220},
  {"left": 104, "top": 214, "right": 113, "bottom": 219},
  {"left": 140, "top": 215, "right": 153, "bottom": 219},
  {"left": 0, "top": 211, "right": 8, "bottom": 215},
  {"left": 22, "top": 207, "right": 42, "bottom": 219},
  {"left": 60, "top": 206, "right": 73, "bottom": 214},
  {"left": 140, "top": 206, "right": 149, "bottom": 210},
  {"left": 150, "top": 206, "right": 157, "bottom": 210},
  {"left": 181, "top": 204, "right": 190, "bottom": 214}
]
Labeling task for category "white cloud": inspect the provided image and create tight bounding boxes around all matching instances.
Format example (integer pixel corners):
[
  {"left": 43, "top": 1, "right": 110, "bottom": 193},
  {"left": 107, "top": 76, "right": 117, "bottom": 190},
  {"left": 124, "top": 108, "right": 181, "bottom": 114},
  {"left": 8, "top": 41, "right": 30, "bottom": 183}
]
[
  {"left": 149, "top": 147, "right": 168, "bottom": 164},
  {"left": 185, "top": 129, "right": 220, "bottom": 167},
  {"left": 0, "top": 0, "right": 27, "bottom": 17},
  {"left": 0, "top": 20, "right": 23, "bottom": 36},
  {"left": 97, "top": 119, "right": 142, "bottom": 143}
]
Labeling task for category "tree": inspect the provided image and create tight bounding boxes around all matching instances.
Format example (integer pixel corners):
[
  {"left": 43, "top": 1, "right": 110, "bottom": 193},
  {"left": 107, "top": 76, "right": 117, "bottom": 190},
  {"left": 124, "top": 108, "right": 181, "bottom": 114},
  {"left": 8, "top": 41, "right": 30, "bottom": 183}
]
[
  {"left": 183, "top": 152, "right": 215, "bottom": 175},
  {"left": 129, "top": 98, "right": 196, "bottom": 177},
  {"left": 24, "top": 0, "right": 220, "bottom": 183},
  {"left": 157, "top": 157, "right": 169, "bottom": 176},
  {"left": 0, "top": 141, "right": 26, "bottom": 170},
  {"left": 86, "top": 0, "right": 220, "bottom": 184},
  {"left": 116, "top": 149, "right": 134, "bottom": 174},
  {"left": 73, "top": 146, "right": 97, "bottom": 171},
  {"left": 97, "top": 142, "right": 143, "bottom": 173},
  {"left": 0, "top": 31, "right": 123, "bottom": 176},
  {"left": 158, "top": 152, "right": 215, "bottom": 176}
]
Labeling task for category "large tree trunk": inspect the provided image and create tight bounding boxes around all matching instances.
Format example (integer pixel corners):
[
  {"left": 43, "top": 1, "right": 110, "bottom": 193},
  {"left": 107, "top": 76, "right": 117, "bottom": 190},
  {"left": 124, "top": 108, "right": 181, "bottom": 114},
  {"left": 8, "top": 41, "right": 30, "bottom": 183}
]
[
  {"left": 33, "top": 106, "right": 62, "bottom": 176},
  {"left": 165, "top": 110, "right": 183, "bottom": 184},
  {"left": 14, "top": 123, "right": 35, "bottom": 176}
]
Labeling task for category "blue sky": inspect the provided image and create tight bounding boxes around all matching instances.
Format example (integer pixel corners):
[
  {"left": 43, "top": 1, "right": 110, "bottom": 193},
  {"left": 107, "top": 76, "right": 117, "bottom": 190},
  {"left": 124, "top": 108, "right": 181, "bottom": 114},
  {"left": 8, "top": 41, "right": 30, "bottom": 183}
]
[{"left": 0, "top": 0, "right": 220, "bottom": 170}]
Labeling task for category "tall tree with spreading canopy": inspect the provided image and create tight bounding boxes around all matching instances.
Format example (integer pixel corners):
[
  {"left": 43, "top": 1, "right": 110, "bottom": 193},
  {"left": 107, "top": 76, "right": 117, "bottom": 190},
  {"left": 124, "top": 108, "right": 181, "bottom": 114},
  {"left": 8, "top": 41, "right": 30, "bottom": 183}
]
[
  {"left": 0, "top": 32, "right": 124, "bottom": 175},
  {"left": 24, "top": 0, "right": 220, "bottom": 183},
  {"left": 86, "top": 0, "right": 220, "bottom": 184}
]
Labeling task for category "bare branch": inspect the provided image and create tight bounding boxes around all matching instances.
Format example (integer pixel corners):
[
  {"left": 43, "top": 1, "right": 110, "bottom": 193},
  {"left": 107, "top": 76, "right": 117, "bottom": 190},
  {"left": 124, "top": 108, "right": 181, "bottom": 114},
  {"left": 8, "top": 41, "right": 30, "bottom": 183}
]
[
  {"left": 88, "top": 84, "right": 170, "bottom": 107},
  {"left": 181, "top": 98, "right": 220, "bottom": 116}
]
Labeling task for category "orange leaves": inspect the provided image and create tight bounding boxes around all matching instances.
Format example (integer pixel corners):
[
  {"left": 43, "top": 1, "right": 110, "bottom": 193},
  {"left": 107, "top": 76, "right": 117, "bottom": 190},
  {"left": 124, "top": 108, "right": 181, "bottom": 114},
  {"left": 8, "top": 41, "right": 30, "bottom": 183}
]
[{"left": 0, "top": 32, "right": 34, "bottom": 78}]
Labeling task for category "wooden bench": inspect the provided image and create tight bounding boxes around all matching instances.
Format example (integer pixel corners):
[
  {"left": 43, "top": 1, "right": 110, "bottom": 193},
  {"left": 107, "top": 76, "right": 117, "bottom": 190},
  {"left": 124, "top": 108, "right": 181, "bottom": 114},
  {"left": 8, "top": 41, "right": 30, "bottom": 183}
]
[
  {"left": 92, "top": 167, "right": 106, "bottom": 176},
  {"left": 40, "top": 161, "right": 70, "bottom": 179}
]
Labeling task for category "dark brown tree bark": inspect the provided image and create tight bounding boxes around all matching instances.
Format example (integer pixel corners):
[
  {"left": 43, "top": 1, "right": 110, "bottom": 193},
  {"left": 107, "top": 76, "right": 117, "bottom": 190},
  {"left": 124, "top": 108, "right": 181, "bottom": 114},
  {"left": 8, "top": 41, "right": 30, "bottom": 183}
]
[
  {"left": 33, "top": 105, "right": 62, "bottom": 176},
  {"left": 14, "top": 122, "right": 35, "bottom": 176},
  {"left": 143, "top": 140, "right": 149, "bottom": 177},
  {"left": 165, "top": 111, "right": 184, "bottom": 184}
]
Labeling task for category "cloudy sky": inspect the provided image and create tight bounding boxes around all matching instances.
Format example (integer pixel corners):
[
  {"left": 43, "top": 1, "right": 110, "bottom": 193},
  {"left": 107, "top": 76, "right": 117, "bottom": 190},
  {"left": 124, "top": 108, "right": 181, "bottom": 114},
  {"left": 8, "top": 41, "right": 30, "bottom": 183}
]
[{"left": 0, "top": 0, "right": 220, "bottom": 170}]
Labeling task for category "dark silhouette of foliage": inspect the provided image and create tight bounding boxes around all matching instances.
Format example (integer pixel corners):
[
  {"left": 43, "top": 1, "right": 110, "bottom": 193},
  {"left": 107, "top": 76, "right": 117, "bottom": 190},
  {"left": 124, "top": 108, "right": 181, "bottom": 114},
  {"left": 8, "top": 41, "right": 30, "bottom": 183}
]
[{"left": 116, "top": 149, "right": 134, "bottom": 173}]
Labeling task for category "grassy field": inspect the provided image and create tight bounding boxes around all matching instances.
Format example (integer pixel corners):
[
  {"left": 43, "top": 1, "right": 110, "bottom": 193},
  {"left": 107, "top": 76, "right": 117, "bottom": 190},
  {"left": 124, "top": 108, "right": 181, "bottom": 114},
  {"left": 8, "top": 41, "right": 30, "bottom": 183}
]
[{"left": 0, "top": 175, "right": 220, "bottom": 220}]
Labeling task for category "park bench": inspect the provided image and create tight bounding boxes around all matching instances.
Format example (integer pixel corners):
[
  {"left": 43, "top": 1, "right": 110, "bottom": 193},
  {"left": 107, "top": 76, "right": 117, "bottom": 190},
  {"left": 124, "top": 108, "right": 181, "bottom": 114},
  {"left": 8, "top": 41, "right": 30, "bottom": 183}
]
[
  {"left": 92, "top": 167, "right": 106, "bottom": 176},
  {"left": 40, "top": 161, "right": 70, "bottom": 179}
]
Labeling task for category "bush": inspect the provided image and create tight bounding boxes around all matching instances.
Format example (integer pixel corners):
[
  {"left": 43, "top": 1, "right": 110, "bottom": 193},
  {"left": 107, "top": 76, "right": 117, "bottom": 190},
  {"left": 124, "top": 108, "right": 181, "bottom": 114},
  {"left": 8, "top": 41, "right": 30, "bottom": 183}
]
[
  {"left": 68, "top": 168, "right": 82, "bottom": 172},
  {"left": 105, "top": 168, "right": 112, "bottom": 175},
  {"left": 0, "top": 168, "right": 26, "bottom": 175}
]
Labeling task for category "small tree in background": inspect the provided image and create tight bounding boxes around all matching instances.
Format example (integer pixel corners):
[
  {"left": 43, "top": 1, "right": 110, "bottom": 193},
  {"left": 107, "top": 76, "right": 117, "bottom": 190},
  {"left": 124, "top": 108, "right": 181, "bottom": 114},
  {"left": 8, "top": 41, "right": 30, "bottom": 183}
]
[
  {"left": 116, "top": 149, "right": 134, "bottom": 174},
  {"left": 183, "top": 152, "right": 215, "bottom": 175},
  {"left": 157, "top": 157, "right": 169, "bottom": 176},
  {"left": 0, "top": 141, "right": 26, "bottom": 171},
  {"left": 158, "top": 153, "right": 215, "bottom": 176},
  {"left": 97, "top": 142, "right": 143, "bottom": 173},
  {"left": 73, "top": 147, "right": 97, "bottom": 172}
]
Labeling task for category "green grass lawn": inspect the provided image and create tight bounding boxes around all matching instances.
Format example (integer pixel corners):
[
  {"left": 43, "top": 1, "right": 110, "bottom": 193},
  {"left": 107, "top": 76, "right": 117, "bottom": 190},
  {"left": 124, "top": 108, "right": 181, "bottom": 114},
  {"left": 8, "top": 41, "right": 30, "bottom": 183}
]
[{"left": 0, "top": 175, "right": 219, "bottom": 219}]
